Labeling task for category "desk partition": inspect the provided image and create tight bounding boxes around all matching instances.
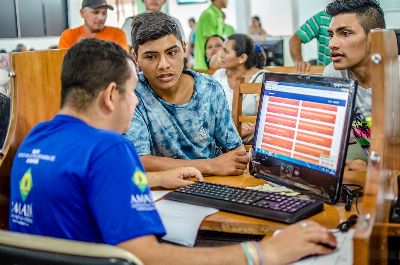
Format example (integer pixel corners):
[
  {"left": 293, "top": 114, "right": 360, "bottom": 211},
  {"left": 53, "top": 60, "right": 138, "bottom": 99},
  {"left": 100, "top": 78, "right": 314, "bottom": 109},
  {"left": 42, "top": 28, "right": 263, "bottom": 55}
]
[
  {"left": 0, "top": 49, "right": 66, "bottom": 229},
  {"left": 354, "top": 30, "right": 400, "bottom": 264}
]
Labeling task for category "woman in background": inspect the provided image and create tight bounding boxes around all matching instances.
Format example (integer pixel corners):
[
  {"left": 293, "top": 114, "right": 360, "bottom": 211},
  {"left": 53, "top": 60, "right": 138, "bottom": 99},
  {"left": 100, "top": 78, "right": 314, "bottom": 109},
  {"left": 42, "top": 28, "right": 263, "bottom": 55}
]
[
  {"left": 213, "top": 34, "right": 266, "bottom": 142},
  {"left": 205, "top": 35, "right": 224, "bottom": 71},
  {"left": 248, "top": 16, "right": 268, "bottom": 41}
]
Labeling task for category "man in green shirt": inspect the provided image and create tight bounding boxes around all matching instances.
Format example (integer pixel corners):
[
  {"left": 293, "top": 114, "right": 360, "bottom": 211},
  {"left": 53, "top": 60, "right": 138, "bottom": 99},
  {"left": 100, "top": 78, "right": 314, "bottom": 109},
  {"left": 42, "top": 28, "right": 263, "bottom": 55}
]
[
  {"left": 193, "top": 0, "right": 227, "bottom": 70},
  {"left": 289, "top": 11, "right": 332, "bottom": 73}
]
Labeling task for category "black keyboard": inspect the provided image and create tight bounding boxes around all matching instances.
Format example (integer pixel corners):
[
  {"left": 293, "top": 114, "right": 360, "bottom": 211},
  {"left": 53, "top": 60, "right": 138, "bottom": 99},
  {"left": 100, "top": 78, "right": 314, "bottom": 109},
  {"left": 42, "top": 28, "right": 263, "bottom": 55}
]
[{"left": 164, "top": 182, "right": 323, "bottom": 224}]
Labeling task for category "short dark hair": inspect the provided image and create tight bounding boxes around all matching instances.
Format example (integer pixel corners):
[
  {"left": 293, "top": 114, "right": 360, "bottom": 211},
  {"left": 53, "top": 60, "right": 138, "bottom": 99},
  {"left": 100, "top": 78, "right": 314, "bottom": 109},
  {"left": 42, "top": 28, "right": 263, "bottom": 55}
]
[
  {"left": 61, "top": 38, "right": 132, "bottom": 110},
  {"left": 326, "top": 0, "right": 386, "bottom": 33},
  {"left": 227, "top": 34, "right": 266, "bottom": 69},
  {"left": 131, "top": 11, "right": 182, "bottom": 54}
]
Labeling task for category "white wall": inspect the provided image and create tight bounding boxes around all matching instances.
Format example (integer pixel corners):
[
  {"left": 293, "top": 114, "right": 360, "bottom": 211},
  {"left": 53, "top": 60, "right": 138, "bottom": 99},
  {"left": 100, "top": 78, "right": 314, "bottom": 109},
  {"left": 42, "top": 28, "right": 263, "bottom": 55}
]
[
  {"left": 250, "top": 0, "right": 296, "bottom": 36},
  {"left": 167, "top": 0, "right": 238, "bottom": 42}
]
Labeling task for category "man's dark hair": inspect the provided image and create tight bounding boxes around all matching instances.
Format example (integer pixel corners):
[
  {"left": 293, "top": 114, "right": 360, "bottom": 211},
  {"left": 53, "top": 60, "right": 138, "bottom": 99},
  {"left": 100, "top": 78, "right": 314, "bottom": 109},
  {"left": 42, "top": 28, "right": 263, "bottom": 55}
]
[
  {"left": 61, "top": 38, "right": 132, "bottom": 110},
  {"left": 228, "top": 34, "right": 266, "bottom": 69},
  {"left": 131, "top": 11, "right": 182, "bottom": 54},
  {"left": 326, "top": 0, "right": 386, "bottom": 33}
]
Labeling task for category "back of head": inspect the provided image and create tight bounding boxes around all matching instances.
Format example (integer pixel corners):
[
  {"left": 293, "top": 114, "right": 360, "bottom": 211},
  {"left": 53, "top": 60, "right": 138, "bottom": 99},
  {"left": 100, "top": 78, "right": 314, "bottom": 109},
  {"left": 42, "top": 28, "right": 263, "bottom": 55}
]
[
  {"left": 326, "top": 0, "right": 386, "bottom": 33},
  {"left": 228, "top": 34, "right": 266, "bottom": 69},
  {"left": 61, "top": 39, "right": 131, "bottom": 110},
  {"left": 131, "top": 11, "right": 182, "bottom": 54}
]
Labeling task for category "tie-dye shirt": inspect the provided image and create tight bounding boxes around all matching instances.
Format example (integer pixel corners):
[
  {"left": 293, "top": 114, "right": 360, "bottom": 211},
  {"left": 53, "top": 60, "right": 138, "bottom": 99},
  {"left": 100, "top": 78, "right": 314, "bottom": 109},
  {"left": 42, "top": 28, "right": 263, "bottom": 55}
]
[{"left": 125, "top": 69, "right": 242, "bottom": 159}]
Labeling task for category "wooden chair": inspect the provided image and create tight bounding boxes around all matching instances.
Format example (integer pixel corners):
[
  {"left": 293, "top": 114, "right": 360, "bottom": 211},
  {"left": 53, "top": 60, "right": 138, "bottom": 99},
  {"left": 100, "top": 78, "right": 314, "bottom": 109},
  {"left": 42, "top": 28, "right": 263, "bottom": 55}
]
[
  {"left": 353, "top": 30, "right": 400, "bottom": 264},
  {"left": 264, "top": 65, "right": 324, "bottom": 75},
  {"left": 195, "top": 69, "right": 216, "bottom": 75},
  {"left": 231, "top": 77, "right": 262, "bottom": 151},
  {"left": 0, "top": 229, "right": 143, "bottom": 265},
  {"left": 0, "top": 49, "right": 66, "bottom": 229}
]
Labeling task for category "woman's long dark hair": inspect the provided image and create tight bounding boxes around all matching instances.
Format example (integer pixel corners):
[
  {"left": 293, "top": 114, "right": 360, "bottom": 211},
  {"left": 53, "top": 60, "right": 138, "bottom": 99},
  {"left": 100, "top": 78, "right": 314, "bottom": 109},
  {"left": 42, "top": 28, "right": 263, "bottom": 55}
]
[{"left": 228, "top": 34, "right": 266, "bottom": 69}]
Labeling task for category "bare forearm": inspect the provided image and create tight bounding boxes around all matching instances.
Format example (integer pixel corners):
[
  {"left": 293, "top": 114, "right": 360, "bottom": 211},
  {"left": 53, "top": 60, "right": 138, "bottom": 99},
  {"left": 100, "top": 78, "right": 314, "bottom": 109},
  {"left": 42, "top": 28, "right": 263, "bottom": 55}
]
[
  {"left": 289, "top": 34, "right": 303, "bottom": 62},
  {"left": 141, "top": 155, "right": 212, "bottom": 175},
  {"left": 118, "top": 236, "right": 246, "bottom": 265}
]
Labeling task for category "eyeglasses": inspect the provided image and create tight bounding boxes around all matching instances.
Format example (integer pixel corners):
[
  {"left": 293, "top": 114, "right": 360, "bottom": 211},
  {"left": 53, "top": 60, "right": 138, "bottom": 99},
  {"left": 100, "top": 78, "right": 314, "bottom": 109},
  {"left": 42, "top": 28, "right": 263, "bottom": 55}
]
[{"left": 337, "top": 214, "right": 358, "bottom": 232}]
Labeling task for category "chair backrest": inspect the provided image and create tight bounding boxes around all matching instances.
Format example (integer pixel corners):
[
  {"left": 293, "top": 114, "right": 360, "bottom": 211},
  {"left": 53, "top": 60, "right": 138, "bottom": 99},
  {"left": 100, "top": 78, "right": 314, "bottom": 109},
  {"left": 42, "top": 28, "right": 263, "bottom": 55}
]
[
  {"left": 353, "top": 30, "right": 400, "bottom": 264},
  {"left": 0, "top": 49, "right": 66, "bottom": 228},
  {"left": 264, "top": 65, "right": 324, "bottom": 75},
  {"left": 231, "top": 77, "right": 262, "bottom": 151},
  {"left": 0, "top": 229, "right": 144, "bottom": 265},
  {"left": 195, "top": 69, "right": 216, "bottom": 75}
]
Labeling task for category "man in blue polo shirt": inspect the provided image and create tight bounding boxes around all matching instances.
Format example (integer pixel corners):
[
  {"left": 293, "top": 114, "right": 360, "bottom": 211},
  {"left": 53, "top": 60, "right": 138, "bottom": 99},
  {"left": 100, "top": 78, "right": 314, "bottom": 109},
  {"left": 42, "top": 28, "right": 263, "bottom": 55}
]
[
  {"left": 9, "top": 38, "right": 202, "bottom": 243},
  {"left": 9, "top": 38, "right": 336, "bottom": 265}
]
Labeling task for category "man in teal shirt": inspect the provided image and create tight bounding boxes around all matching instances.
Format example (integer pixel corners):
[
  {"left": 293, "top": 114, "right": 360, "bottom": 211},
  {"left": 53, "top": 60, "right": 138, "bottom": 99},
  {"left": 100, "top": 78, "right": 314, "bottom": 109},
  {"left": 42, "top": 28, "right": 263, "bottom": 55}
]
[{"left": 193, "top": 0, "right": 227, "bottom": 70}]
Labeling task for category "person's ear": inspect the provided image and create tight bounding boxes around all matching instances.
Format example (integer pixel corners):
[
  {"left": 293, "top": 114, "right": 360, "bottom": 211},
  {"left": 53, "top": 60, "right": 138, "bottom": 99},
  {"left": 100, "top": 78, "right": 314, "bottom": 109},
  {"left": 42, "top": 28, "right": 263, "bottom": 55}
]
[
  {"left": 100, "top": 82, "right": 118, "bottom": 112},
  {"left": 79, "top": 8, "right": 85, "bottom": 18},
  {"left": 239, "top": 54, "right": 248, "bottom": 64},
  {"left": 131, "top": 50, "right": 138, "bottom": 64},
  {"left": 182, "top": 41, "right": 187, "bottom": 55}
]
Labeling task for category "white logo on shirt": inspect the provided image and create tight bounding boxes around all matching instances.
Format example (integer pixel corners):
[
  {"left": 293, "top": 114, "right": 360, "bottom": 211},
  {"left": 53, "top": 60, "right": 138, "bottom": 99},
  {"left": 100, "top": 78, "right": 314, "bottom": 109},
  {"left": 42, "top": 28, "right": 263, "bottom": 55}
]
[
  {"left": 130, "top": 194, "right": 156, "bottom": 211},
  {"left": 18, "top": 149, "right": 56, "bottom": 165},
  {"left": 194, "top": 126, "right": 207, "bottom": 142}
]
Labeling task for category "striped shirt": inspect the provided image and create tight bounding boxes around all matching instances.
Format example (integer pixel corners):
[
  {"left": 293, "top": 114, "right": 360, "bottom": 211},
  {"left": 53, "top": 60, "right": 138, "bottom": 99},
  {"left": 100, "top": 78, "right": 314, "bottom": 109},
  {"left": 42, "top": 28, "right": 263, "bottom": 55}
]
[{"left": 296, "top": 11, "right": 332, "bottom": 65}]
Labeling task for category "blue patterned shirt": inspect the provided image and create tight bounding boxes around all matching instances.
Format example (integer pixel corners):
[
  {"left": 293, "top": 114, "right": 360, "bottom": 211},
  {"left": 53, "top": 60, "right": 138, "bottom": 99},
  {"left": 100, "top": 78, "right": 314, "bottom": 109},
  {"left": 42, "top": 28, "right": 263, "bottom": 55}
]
[{"left": 125, "top": 69, "right": 242, "bottom": 159}]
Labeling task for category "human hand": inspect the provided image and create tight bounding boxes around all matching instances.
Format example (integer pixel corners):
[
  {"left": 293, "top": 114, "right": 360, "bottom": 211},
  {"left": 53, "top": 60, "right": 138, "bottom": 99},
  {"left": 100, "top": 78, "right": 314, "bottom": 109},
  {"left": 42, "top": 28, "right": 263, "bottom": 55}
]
[
  {"left": 345, "top": 159, "right": 367, "bottom": 171},
  {"left": 148, "top": 167, "right": 203, "bottom": 189},
  {"left": 209, "top": 53, "right": 222, "bottom": 70},
  {"left": 295, "top": 61, "right": 311, "bottom": 74},
  {"left": 241, "top": 123, "right": 255, "bottom": 138},
  {"left": 209, "top": 148, "right": 249, "bottom": 175},
  {"left": 260, "top": 220, "right": 337, "bottom": 265}
]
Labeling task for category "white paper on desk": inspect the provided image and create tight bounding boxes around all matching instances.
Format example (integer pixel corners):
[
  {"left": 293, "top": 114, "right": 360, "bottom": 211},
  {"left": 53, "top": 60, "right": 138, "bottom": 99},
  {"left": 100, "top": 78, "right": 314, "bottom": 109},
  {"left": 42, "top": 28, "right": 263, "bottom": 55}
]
[
  {"left": 151, "top": 190, "right": 170, "bottom": 201},
  {"left": 291, "top": 229, "right": 355, "bottom": 265},
  {"left": 155, "top": 200, "right": 218, "bottom": 247}
]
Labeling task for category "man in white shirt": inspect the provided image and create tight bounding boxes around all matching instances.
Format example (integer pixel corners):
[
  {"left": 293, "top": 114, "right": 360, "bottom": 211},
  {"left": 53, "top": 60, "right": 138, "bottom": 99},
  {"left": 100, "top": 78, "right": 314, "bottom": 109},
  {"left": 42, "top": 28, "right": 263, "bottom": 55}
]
[{"left": 322, "top": 0, "right": 390, "bottom": 171}]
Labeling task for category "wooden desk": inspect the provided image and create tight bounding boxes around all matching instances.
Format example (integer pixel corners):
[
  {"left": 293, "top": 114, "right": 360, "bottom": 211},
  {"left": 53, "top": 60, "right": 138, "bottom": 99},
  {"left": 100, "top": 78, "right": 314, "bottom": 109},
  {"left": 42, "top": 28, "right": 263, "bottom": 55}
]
[{"left": 198, "top": 171, "right": 365, "bottom": 235}]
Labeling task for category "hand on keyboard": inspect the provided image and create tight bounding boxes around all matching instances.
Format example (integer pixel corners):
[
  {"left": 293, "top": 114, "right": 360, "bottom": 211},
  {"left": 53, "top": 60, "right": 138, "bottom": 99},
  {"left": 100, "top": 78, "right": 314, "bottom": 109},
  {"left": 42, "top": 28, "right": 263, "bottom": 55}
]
[
  {"left": 147, "top": 167, "right": 203, "bottom": 189},
  {"left": 261, "top": 220, "right": 337, "bottom": 265}
]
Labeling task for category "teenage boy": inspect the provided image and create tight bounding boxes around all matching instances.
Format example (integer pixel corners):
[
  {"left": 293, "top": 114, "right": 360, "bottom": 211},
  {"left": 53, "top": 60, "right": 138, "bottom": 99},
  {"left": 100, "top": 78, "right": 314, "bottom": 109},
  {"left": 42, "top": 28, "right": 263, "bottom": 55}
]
[{"left": 125, "top": 12, "right": 249, "bottom": 176}]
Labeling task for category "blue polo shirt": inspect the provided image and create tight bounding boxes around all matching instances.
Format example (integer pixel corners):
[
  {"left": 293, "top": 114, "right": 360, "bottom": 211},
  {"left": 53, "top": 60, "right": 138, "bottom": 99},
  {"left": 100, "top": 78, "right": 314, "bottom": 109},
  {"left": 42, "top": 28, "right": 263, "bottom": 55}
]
[{"left": 9, "top": 115, "right": 165, "bottom": 245}]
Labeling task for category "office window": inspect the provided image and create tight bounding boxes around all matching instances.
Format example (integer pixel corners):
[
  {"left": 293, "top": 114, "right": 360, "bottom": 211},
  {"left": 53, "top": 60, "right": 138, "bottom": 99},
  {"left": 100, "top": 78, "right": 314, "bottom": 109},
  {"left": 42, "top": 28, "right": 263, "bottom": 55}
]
[{"left": 0, "top": 0, "right": 68, "bottom": 38}]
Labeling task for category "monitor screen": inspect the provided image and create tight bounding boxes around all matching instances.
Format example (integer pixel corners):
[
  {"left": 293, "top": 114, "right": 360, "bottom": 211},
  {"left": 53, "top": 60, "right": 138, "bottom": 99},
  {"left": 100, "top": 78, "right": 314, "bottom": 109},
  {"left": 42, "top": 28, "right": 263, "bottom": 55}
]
[
  {"left": 256, "top": 38, "right": 284, "bottom": 66},
  {"left": 395, "top": 29, "right": 400, "bottom": 55},
  {"left": 250, "top": 73, "right": 357, "bottom": 203}
]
